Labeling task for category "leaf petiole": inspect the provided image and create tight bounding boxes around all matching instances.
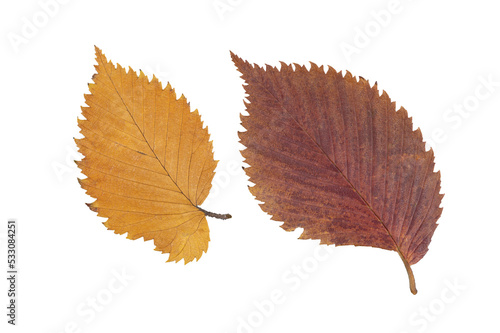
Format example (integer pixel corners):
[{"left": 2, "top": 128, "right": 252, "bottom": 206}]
[
  {"left": 197, "top": 207, "right": 232, "bottom": 220},
  {"left": 398, "top": 251, "right": 417, "bottom": 295}
]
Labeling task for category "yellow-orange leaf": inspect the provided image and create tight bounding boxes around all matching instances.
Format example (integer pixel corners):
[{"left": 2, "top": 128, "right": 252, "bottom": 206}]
[{"left": 76, "top": 47, "right": 227, "bottom": 263}]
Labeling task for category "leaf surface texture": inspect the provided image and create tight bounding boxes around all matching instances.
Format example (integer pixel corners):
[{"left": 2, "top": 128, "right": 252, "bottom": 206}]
[
  {"left": 232, "top": 53, "right": 443, "bottom": 293},
  {"left": 77, "top": 47, "right": 217, "bottom": 263}
]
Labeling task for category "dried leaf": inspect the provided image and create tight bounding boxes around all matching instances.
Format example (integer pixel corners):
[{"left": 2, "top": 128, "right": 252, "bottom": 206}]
[
  {"left": 232, "top": 53, "right": 443, "bottom": 294},
  {"left": 76, "top": 47, "right": 230, "bottom": 264}
]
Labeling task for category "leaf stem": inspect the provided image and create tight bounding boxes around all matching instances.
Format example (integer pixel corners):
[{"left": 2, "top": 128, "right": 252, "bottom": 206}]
[
  {"left": 197, "top": 207, "right": 232, "bottom": 220},
  {"left": 398, "top": 251, "right": 417, "bottom": 295}
]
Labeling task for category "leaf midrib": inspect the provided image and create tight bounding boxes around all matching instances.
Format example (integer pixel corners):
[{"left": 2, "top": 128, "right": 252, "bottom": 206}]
[
  {"left": 97, "top": 52, "right": 200, "bottom": 212},
  {"left": 252, "top": 71, "right": 409, "bottom": 261}
]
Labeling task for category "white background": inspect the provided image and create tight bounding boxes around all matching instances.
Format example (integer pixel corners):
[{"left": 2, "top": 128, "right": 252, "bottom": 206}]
[{"left": 1, "top": 0, "right": 499, "bottom": 332}]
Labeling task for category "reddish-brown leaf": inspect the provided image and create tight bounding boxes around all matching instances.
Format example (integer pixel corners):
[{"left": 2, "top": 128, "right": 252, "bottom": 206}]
[{"left": 232, "top": 53, "right": 443, "bottom": 294}]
